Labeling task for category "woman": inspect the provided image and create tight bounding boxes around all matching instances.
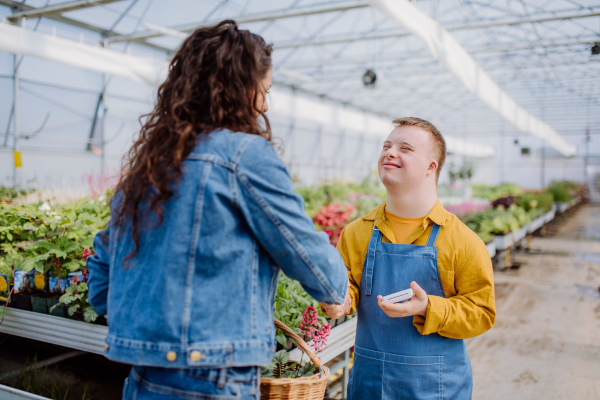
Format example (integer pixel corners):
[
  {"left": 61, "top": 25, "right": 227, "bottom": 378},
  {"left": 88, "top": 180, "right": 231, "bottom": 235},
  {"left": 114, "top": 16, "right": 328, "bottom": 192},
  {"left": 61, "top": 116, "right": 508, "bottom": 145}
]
[{"left": 87, "top": 20, "right": 348, "bottom": 400}]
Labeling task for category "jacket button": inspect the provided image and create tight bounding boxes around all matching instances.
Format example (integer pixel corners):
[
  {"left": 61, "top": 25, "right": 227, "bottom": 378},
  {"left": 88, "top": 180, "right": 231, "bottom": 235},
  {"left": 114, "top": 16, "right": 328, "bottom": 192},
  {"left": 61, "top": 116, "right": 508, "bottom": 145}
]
[
  {"left": 166, "top": 351, "right": 177, "bottom": 362},
  {"left": 190, "top": 351, "right": 205, "bottom": 362},
  {"left": 104, "top": 343, "right": 109, "bottom": 351}
]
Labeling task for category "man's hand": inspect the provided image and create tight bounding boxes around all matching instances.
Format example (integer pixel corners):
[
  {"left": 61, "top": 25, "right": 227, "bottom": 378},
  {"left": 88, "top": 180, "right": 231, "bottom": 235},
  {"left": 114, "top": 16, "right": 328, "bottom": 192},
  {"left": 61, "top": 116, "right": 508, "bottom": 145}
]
[
  {"left": 377, "top": 281, "right": 429, "bottom": 318},
  {"left": 321, "top": 281, "right": 352, "bottom": 319}
]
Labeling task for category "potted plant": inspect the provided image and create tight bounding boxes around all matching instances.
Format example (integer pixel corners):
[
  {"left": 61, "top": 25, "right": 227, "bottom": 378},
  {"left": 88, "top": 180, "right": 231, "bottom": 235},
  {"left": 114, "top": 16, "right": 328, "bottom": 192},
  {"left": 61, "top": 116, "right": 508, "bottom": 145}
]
[
  {"left": 260, "top": 312, "right": 331, "bottom": 399},
  {"left": 50, "top": 277, "right": 99, "bottom": 323}
]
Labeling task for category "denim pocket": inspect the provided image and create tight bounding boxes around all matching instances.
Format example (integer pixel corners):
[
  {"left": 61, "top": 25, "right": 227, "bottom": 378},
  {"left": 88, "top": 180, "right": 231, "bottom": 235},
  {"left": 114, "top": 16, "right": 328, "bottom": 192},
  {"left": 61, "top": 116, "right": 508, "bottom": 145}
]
[
  {"left": 121, "top": 377, "right": 129, "bottom": 400},
  {"left": 381, "top": 355, "right": 443, "bottom": 400}
]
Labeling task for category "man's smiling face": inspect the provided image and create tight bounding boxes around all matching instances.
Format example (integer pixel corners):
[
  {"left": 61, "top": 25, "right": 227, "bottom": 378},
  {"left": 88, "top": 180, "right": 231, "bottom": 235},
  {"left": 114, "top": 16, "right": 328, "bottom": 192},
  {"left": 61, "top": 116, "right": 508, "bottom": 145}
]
[{"left": 378, "top": 125, "right": 437, "bottom": 189}]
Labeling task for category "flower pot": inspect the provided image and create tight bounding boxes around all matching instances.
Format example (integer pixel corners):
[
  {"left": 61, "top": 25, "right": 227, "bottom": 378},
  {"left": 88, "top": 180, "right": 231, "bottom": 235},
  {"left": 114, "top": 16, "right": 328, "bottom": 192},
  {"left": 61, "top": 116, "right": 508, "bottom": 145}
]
[
  {"left": 47, "top": 298, "right": 66, "bottom": 317},
  {"left": 327, "top": 318, "right": 337, "bottom": 328},
  {"left": 13, "top": 293, "right": 32, "bottom": 311},
  {"left": 31, "top": 296, "right": 49, "bottom": 314},
  {"left": 93, "top": 315, "right": 108, "bottom": 326},
  {"left": 335, "top": 315, "right": 346, "bottom": 326}
]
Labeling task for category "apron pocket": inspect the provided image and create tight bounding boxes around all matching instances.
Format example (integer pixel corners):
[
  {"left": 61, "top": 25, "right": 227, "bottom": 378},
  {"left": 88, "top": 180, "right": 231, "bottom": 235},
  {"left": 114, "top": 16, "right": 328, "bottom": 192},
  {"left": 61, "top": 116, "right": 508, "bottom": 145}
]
[
  {"left": 348, "top": 350, "right": 384, "bottom": 400},
  {"left": 381, "top": 354, "right": 443, "bottom": 400}
]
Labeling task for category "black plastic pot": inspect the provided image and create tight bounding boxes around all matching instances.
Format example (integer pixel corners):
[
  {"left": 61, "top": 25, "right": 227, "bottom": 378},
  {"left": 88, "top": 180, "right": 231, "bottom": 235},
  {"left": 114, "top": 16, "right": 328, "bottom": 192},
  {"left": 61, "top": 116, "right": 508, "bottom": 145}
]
[
  {"left": 13, "top": 293, "right": 32, "bottom": 311},
  {"left": 47, "top": 298, "right": 66, "bottom": 317},
  {"left": 31, "top": 296, "right": 49, "bottom": 314}
]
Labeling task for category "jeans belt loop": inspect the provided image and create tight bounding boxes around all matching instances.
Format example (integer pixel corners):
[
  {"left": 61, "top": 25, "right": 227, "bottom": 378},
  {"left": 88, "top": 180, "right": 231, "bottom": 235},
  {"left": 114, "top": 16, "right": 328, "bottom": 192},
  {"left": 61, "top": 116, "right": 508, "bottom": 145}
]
[{"left": 217, "top": 367, "right": 228, "bottom": 388}]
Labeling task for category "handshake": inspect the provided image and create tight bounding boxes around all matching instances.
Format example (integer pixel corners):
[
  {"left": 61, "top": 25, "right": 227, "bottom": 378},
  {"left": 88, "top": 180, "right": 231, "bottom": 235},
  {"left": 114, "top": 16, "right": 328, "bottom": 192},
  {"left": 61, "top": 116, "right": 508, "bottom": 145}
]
[{"left": 320, "top": 280, "right": 352, "bottom": 319}]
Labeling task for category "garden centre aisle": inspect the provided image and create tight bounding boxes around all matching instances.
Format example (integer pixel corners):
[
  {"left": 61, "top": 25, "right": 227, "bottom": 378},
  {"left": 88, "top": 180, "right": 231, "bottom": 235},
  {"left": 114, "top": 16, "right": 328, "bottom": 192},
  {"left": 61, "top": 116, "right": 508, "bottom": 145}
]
[{"left": 466, "top": 204, "right": 600, "bottom": 399}]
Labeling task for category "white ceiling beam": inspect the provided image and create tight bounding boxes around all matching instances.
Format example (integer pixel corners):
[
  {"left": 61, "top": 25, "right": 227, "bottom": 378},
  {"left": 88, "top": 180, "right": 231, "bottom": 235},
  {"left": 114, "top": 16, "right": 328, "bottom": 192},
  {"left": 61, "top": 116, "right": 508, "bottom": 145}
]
[
  {"left": 5, "top": 0, "right": 122, "bottom": 21},
  {"left": 274, "top": 9, "right": 600, "bottom": 49},
  {"left": 364, "top": 0, "right": 577, "bottom": 157},
  {"left": 0, "top": 22, "right": 167, "bottom": 86},
  {"left": 105, "top": 0, "right": 368, "bottom": 44}
]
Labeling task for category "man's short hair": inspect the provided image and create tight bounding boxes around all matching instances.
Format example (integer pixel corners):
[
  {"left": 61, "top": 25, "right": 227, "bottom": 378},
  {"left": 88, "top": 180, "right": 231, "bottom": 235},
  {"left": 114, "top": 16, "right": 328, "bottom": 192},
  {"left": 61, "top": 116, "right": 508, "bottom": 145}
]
[{"left": 392, "top": 117, "right": 446, "bottom": 182}]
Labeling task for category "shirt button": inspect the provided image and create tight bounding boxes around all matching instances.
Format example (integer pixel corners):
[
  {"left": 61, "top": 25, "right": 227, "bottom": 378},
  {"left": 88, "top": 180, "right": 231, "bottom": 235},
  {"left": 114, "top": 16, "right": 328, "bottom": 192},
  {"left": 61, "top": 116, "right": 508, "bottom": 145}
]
[
  {"left": 104, "top": 343, "right": 109, "bottom": 351},
  {"left": 190, "top": 351, "right": 205, "bottom": 362},
  {"left": 166, "top": 351, "right": 177, "bottom": 362}
]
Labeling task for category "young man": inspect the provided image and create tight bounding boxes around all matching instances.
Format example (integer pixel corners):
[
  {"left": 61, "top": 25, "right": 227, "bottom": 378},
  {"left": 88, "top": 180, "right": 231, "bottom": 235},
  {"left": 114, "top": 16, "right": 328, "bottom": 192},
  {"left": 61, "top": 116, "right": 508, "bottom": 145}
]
[{"left": 321, "top": 117, "right": 495, "bottom": 400}]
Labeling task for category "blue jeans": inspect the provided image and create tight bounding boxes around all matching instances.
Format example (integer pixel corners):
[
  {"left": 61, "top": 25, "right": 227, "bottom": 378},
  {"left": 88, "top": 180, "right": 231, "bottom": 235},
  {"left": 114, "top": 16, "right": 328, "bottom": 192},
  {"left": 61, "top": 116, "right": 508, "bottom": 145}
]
[{"left": 123, "top": 366, "right": 260, "bottom": 400}]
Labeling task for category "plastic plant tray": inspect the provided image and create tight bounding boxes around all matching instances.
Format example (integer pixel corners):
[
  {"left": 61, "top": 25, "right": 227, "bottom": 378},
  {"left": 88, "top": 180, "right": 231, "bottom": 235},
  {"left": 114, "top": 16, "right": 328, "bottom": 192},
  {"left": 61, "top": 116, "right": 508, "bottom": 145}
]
[
  {"left": 513, "top": 226, "right": 527, "bottom": 242},
  {"left": 493, "top": 232, "right": 515, "bottom": 251},
  {"left": 486, "top": 241, "right": 496, "bottom": 258},
  {"left": 557, "top": 202, "right": 569, "bottom": 213},
  {"left": 528, "top": 216, "right": 546, "bottom": 233},
  {"left": 544, "top": 209, "right": 556, "bottom": 223}
]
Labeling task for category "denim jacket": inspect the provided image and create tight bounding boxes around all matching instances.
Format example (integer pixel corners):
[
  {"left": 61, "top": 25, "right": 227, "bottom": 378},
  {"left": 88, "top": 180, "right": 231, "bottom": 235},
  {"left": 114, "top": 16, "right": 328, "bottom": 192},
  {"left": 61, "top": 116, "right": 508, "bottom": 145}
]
[{"left": 87, "top": 129, "right": 348, "bottom": 369}]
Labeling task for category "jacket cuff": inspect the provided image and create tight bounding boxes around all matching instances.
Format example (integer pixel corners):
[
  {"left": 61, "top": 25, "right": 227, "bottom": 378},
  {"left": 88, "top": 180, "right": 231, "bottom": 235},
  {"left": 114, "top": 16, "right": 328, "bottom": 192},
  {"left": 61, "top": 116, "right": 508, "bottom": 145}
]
[{"left": 412, "top": 295, "right": 445, "bottom": 335}]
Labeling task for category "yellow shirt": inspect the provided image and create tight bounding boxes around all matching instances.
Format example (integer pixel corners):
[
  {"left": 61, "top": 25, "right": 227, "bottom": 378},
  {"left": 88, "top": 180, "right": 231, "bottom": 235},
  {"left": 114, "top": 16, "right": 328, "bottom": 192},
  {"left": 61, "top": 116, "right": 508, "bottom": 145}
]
[
  {"left": 385, "top": 209, "right": 426, "bottom": 244},
  {"left": 337, "top": 200, "right": 496, "bottom": 339}
]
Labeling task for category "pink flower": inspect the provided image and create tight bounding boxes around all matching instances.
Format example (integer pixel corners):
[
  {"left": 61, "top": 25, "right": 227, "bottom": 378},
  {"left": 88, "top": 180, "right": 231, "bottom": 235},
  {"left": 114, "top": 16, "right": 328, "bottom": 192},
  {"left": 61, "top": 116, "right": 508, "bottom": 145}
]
[{"left": 82, "top": 249, "right": 93, "bottom": 260}]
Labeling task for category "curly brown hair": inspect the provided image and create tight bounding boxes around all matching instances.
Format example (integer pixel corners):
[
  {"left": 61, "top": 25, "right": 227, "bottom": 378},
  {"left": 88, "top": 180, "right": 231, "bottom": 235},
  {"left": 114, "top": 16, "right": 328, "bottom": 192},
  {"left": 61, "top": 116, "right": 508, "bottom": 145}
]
[{"left": 112, "top": 20, "right": 273, "bottom": 261}]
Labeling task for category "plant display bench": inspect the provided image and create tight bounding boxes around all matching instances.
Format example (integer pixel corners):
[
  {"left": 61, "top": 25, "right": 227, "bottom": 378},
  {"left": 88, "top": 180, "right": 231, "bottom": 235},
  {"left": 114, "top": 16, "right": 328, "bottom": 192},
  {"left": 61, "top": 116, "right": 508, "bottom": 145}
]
[
  {"left": 0, "top": 308, "right": 359, "bottom": 397},
  {"left": 0, "top": 308, "right": 107, "bottom": 354},
  {"left": 492, "top": 232, "right": 514, "bottom": 269}
]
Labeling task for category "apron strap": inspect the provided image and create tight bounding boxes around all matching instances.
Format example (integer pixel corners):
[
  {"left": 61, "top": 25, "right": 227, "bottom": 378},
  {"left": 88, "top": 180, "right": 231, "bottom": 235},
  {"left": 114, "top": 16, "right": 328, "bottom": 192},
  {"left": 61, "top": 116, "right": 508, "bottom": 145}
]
[
  {"left": 363, "top": 226, "right": 381, "bottom": 296},
  {"left": 426, "top": 223, "right": 441, "bottom": 247}
]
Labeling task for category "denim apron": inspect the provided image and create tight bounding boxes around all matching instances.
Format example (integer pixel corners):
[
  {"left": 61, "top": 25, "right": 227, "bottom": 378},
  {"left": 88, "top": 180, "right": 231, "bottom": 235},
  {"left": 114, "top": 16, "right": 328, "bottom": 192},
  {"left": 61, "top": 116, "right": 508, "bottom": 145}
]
[{"left": 348, "top": 224, "right": 473, "bottom": 400}]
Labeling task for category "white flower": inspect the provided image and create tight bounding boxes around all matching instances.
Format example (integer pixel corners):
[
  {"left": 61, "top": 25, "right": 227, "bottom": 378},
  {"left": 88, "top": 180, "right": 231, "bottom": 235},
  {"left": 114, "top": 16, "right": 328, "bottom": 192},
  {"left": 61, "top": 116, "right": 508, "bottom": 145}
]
[
  {"left": 54, "top": 216, "right": 62, "bottom": 219},
  {"left": 39, "top": 202, "right": 51, "bottom": 211},
  {"left": 98, "top": 195, "right": 106, "bottom": 201}
]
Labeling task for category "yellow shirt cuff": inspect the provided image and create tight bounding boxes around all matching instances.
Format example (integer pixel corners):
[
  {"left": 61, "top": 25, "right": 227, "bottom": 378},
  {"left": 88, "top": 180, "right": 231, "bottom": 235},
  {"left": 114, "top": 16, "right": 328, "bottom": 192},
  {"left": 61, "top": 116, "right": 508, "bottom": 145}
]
[{"left": 413, "top": 295, "right": 446, "bottom": 335}]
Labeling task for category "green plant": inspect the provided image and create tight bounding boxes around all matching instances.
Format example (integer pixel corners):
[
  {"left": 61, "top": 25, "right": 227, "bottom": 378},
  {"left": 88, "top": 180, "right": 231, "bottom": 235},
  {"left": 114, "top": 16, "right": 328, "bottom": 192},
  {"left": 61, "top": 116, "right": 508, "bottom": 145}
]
[
  {"left": 547, "top": 181, "right": 574, "bottom": 202},
  {"left": 260, "top": 350, "right": 317, "bottom": 378},
  {"left": 472, "top": 183, "right": 523, "bottom": 201},
  {"left": 518, "top": 192, "right": 554, "bottom": 213},
  {"left": 51, "top": 281, "right": 99, "bottom": 323}
]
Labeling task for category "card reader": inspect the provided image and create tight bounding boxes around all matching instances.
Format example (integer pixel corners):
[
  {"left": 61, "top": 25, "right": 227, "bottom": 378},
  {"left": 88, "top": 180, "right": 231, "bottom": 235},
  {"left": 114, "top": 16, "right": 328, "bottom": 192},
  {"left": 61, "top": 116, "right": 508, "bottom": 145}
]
[{"left": 382, "top": 288, "right": 414, "bottom": 304}]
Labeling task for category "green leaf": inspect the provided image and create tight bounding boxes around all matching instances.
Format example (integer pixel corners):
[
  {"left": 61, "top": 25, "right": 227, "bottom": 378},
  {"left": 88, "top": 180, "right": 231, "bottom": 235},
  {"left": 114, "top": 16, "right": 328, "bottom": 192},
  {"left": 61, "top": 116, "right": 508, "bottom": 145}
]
[
  {"left": 273, "top": 350, "right": 290, "bottom": 365},
  {"left": 62, "top": 261, "right": 81, "bottom": 272},
  {"left": 62, "top": 242, "right": 80, "bottom": 254},
  {"left": 298, "top": 363, "right": 316, "bottom": 377},
  {"left": 260, "top": 366, "right": 274, "bottom": 378},
  {"left": 35, "top": 241, "right": 60, "bottom": 251},
  {"left": 20, "top": 257, "right": 37, "bottom": 272},
  {"left": 276, "top": 334, "right": 287, "bottom": 346},
  {"left": 6, "top": 232, "right": 13, "bottom": 241},
  {"left": 34, "top": 260, "right": 44, "bottom": 273},
  {"left": 67, "top": 305, "right": 78, "bottom": 316},
  {"left": 83, "top": 307, "right": 98, "bottom": 323}
]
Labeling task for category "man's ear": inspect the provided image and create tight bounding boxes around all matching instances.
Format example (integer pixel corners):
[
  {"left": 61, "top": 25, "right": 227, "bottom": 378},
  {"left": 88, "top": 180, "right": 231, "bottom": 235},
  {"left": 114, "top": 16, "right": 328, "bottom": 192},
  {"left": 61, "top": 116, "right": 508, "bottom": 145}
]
[{"left": 426, "top": 160, "right": 438, "bottom": 177}]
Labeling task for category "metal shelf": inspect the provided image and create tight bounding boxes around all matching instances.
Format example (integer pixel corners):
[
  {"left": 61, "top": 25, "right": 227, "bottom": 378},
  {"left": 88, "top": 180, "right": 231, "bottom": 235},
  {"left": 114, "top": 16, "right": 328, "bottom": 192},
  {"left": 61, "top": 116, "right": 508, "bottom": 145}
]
[
  {"left": 0, "top": 308, "right": 107, "bottom": 355},
  {"left": 0, "top": 308, "right": 358, "bottom": 364}
]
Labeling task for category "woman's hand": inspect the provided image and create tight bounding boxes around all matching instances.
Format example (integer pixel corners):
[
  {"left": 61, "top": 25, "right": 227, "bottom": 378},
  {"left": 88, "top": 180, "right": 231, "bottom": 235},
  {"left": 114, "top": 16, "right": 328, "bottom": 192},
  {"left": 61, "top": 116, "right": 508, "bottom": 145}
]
[
  {"left": 377, "top": 281, "right": 429, "bottom": 318},
  {"left": 321, "top": 280, "right": 352, "bottom": 319}
]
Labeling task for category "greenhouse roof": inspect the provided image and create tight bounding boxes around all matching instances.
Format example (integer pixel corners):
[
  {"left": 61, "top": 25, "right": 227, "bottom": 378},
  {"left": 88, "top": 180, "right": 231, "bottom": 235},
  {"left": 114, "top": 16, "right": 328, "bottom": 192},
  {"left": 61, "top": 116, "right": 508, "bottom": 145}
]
[{"left": 0, "top": 0, "right": 599, "bottom": 158}]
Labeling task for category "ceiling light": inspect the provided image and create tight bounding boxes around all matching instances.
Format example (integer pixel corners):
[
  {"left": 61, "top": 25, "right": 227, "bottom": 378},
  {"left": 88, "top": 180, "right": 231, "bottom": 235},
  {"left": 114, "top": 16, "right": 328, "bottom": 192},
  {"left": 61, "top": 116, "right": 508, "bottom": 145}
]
[{"left": 362, "top": 69, "right": 377, "bottom": 87}]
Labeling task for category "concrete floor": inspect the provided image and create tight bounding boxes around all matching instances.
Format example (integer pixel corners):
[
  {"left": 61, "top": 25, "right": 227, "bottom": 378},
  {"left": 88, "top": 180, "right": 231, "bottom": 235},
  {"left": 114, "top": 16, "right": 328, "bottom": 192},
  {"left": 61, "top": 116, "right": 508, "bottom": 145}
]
[{"left": 467, "top": 204, "right": 600, "bottom": 400}]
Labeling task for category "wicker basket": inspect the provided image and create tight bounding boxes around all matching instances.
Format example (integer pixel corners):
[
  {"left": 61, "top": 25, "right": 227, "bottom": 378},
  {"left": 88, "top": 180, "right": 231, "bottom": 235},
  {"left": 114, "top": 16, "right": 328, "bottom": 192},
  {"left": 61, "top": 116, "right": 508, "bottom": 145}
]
[{"left": 260, "top": 319, "right": 330, "bottom": 400}]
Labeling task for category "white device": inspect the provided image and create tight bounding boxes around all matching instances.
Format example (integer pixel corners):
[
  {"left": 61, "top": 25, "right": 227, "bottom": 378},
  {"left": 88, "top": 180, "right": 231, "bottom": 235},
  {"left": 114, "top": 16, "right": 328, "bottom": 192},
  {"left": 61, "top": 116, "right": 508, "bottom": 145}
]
[{"left": 382, "top": 288, "right": 414, "bottom": 304}]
